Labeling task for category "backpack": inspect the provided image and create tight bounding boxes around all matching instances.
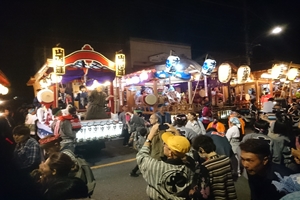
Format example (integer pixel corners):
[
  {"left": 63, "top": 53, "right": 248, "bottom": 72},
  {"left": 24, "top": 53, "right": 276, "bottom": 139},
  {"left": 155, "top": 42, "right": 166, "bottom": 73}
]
[{"left": 62, "top": 149, "right": 96, "bottom": 196}]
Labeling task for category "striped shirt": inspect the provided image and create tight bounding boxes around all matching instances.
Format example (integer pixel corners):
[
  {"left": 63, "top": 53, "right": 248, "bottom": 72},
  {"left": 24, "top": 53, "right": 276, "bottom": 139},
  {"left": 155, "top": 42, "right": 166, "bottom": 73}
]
[
  {"left": 203, "top": 155, "right": 237, "bottom": 200},
  {"left": 137, "top": 146, "right": 194, "bottom": 200}
]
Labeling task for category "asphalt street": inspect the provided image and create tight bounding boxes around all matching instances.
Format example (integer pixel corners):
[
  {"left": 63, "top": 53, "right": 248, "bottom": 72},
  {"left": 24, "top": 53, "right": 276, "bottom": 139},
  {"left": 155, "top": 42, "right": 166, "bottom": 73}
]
[{"left": 84, "top": 138, "right": 251, "bottom": 200}]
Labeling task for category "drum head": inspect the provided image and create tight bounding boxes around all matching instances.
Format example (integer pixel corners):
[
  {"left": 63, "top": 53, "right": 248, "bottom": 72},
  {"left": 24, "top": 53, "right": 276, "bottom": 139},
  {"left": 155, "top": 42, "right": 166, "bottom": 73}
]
[
  {"left": 199, "top": 89, "right": 206, "bottom": 97},
  {"left": 144, "top": 94, "right": 158, "bottom": 106},
  {"left": 37, "top": 89, "right": 54, "bottom": 103}
]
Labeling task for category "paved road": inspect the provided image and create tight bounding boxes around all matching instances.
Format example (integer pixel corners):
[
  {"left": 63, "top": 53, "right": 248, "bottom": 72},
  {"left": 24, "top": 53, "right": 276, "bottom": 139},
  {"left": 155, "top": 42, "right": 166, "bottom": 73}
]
[{"left": 82, "top": 138, "right": 251, "bottom": 200}]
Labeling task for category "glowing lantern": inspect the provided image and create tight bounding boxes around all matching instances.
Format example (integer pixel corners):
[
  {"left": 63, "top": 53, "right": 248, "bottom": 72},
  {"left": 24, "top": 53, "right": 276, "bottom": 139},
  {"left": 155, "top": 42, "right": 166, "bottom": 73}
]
[
  {"left": 115, "top": 53, "right": 126, "bottom": 77},
  {"left": 237, "top": 65, "right": 251, "bottom": 83},
  {"left": 0, "top": 84, "right": 9, "bottom": 95},
  {"left": 271, "top": 64, "right": 285, "bottom": 79},
  {"left": 287, "top": 68, "right": 298, "bottom": 81},
  {"left": 202, "top": 59, "right": 217, "bottom": 76},
  {"left": 140, "top": 71, "right": 148, "bottom": 82},
  {"left": 50, "top": 72, "right": 62, "bottom": 83},
  {"left": 52, "top": 47, "right": 65, "bottom": 75},
  {"left": 218, "top": 63, "right": 232, "bottom": 83}
]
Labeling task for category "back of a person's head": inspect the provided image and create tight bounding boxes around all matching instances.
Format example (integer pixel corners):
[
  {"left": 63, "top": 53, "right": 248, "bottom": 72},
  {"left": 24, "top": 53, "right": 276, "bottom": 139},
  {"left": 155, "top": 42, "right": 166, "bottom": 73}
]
[
  {"left": 52, "top": 107, "right": 62, "bottom": 116},
  {"left": 188, "top": 112, "right": 198, "bottom": 120},
  {"left": 44, "top": 177, "right": 88, "bottom": 200},
  {"left": 274, "top": 113, "right": 292, "bottom": 135},
  {"left": 68, "top": 106, "right": 77, "bottom": 115},
  {"left": 12, "top": 125, "right": 30, "bottom": 136},
  {"left": 47, "top": 152, "right": 75, "bottom": 177},
  {"left": 240, "top": 139, "right": 271, "bottom": 159},
  {"left": 39, "top": 135, "right": 62, "bottom": 151},
  {"left": 175, "top": 114, "right": 187, "bottom": 127},
  {"left": 206, "top": 127, "right": 218, "bottom": 134},
  {"left": 253, "top": 120, "right": 269, "bottom": 134},
  {"left": 192, "top": 135, "right": 216, "bottom": 154},
  {"left": 139, "top": 127, "right": 148, "bottom": 137}
]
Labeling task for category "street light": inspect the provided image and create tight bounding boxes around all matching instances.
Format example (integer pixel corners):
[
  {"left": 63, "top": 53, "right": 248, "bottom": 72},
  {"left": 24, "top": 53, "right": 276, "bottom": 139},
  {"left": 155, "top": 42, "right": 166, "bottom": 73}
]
[{"left": 271, "top": 26, "right": 283, "bottom": 34}]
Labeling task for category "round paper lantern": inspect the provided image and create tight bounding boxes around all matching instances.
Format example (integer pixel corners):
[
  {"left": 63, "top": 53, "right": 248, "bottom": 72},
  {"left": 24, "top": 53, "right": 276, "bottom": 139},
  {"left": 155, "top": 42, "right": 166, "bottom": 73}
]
[
  {"left": 218, "top": 63, "right": 232, "bottom": 83},
  {"left": 237, "top": 65, "right": 251, "bottom": 83},
  {"left": 271, "top": 64, "right": 282, "bottom": 79},
  {"left": 287, "top": 68, "right": 298, "bottom": 81},
  {"left": 202, "top": 59, "right": 217, "bottom": 76}
]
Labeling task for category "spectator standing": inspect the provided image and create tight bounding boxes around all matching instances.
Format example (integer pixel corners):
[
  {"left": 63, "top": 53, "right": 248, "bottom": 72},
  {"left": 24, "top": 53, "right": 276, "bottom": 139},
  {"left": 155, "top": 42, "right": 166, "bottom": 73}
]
[
  {"left": 118, "top": 105, "right": 131, "bottom": 146},
  {"left": 156, "top": 104, "right": 172, "bottom": 125},
  {"left": 137, "top": 124, "right": 198, "bottom": 200},
  {"left": 129, "top": 127, "right": 148, "bottom": 177},
  {"left": 186, "top": 112, "right": 206, "bottom": 135},
  {"left": 206, "top": 118, "right": 226, "bottom": 134},
  {"left": 240, "top": 139, "right": 294, "bottom": 200},
  {"left": 25, "top": 106, "right": 38, "bottom": 137},
  {"left": 201, "top": 102, "right": 212, "bottom": 129},
  {"left": 12, "top": 125, "right": 41, "bottom": 174},
  {"left": 0, "top": 106, "right": 15, "bottom": 144},
  {"left": 174, "top": 114, "right": 198, "bottom": 142},
  {"left": 192, "top": 135, "right": 237, "bottom": 200}
]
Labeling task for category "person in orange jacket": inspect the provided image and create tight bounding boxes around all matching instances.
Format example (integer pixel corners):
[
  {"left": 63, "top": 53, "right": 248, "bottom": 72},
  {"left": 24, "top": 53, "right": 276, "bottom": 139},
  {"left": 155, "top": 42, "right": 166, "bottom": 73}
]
[
  {"left": 206, "top": 118, "right": 226, "bottom": 134},
  {"left": 228, "top": 111, "right": 245, "bottom": 135}
]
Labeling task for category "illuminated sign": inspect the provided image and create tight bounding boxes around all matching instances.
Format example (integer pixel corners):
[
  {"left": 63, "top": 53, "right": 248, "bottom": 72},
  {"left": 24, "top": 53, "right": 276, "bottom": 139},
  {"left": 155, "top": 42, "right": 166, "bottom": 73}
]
[
  {"left": 115, "top": 53, "right": 125, "bottom": 77},
  {"left": 52, "top": 47, "right": 65, "bottom": 75}
]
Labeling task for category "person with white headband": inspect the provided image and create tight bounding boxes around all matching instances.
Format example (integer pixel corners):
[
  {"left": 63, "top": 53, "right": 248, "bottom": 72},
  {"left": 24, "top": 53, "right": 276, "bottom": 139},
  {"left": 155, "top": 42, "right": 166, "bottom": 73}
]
[{"left": 226, "top": 116, "right": 241, "bottom": 176}]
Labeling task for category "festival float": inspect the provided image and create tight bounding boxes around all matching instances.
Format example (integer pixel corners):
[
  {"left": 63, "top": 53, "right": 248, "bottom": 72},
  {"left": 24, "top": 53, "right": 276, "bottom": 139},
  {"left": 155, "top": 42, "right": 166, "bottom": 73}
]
[
  {"left": 119, "top": 51, "right": 222, "bottom": 117},
  {"left": 27, "top": 44, "right": 123, "bottom": 145}
]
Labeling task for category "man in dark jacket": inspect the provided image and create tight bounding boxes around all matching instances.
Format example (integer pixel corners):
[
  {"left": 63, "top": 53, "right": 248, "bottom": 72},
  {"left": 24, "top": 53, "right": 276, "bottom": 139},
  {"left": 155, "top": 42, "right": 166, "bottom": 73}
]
[
  {"left": 156, "top": 104, "right": 171, "bottom": 125},
  {"left": 240, "top": 139, "right": 294, "bottom": 200}
]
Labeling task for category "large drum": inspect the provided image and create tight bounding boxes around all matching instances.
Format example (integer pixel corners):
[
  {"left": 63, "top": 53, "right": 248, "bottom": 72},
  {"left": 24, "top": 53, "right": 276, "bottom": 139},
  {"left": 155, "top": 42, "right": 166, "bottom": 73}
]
[{"left": 143, "top": 94, "right": 158, "bottom": 106}]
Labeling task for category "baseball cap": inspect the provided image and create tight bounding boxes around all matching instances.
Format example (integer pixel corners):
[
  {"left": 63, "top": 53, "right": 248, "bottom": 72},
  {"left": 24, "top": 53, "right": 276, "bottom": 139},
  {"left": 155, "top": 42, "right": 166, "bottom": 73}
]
[{"left": 162, "top": 132, "right": 190, "bottom": 154}]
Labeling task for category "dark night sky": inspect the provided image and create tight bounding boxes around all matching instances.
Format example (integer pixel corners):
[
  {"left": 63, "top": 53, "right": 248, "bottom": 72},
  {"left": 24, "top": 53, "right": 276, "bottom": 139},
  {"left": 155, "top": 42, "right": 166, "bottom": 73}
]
[{"left": 0, "top": 0, "right": 299, "bottom": 103}]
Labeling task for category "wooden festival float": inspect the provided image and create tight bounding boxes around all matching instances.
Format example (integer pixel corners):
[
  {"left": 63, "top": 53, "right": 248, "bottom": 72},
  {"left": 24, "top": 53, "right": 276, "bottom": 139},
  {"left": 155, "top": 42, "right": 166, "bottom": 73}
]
[{"left": 27, "top": 44, "right": 123, "bottom": 145}]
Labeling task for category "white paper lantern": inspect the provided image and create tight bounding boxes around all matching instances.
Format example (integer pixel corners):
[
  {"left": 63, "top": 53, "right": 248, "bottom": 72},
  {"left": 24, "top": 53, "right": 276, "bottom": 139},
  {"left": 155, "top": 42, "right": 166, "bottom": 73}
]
[
  {"left": 287, "top": 68, "right": 298, "bottom": 81},
  {"left": 237, "top": 65, "right": 251, "bottom": 83},
  {"left": 218, "top": 63, "right": 232, "bottom": 83}
]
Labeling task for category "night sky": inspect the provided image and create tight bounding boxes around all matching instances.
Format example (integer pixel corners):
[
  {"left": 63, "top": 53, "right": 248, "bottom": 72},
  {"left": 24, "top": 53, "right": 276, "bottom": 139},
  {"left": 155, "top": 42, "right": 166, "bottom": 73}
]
[{"left": 0, "top": 0, "right": 299, "bottom": 103}]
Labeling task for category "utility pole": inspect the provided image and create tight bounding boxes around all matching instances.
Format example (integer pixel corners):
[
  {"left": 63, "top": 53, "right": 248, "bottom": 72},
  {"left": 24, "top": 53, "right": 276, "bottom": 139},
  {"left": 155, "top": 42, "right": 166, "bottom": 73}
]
[{"left": 243, "top": 0, "right": 250, "bottom": 66}]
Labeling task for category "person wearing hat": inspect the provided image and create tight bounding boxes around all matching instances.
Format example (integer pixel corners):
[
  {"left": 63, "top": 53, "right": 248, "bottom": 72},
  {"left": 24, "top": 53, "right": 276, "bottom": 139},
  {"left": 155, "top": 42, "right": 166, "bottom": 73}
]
[{"left": 136, "top": 123, "right": 197, "bottom": 200}]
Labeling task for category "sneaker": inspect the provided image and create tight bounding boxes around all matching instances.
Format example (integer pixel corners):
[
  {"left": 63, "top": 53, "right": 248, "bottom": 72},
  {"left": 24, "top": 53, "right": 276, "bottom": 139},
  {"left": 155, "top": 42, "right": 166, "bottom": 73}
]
[{"left": 129, "top": 172, "right": 139, "bottom": 177}]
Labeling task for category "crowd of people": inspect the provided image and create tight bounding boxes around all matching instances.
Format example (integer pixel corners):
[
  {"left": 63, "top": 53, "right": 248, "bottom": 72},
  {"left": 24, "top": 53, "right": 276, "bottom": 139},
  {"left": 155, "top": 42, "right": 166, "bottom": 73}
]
[
  {"left": 119, "top": 99, "right": 300, "bottom": 200},
  {"left": 3, "top": 86, "right": 300, "bottom": 199},
  {"left": 0, "top": 85, "right": 100, "bottom": 199}
]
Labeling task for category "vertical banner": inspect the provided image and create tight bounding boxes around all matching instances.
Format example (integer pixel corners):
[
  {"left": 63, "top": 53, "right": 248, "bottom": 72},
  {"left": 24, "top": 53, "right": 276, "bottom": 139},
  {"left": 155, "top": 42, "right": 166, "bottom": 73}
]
[
  {"left": 115, "top": 53, "right": 125, "bottom": 77},
  {"left": 52, "top": 47, "right": 65, "bottom": 75}
]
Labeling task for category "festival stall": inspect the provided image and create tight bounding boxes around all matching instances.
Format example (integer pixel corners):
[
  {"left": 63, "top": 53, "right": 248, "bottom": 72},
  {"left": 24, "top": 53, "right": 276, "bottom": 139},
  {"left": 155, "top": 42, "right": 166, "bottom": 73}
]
[{"left": 27, "top": 44, "right": 123, "bottom": 144}]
